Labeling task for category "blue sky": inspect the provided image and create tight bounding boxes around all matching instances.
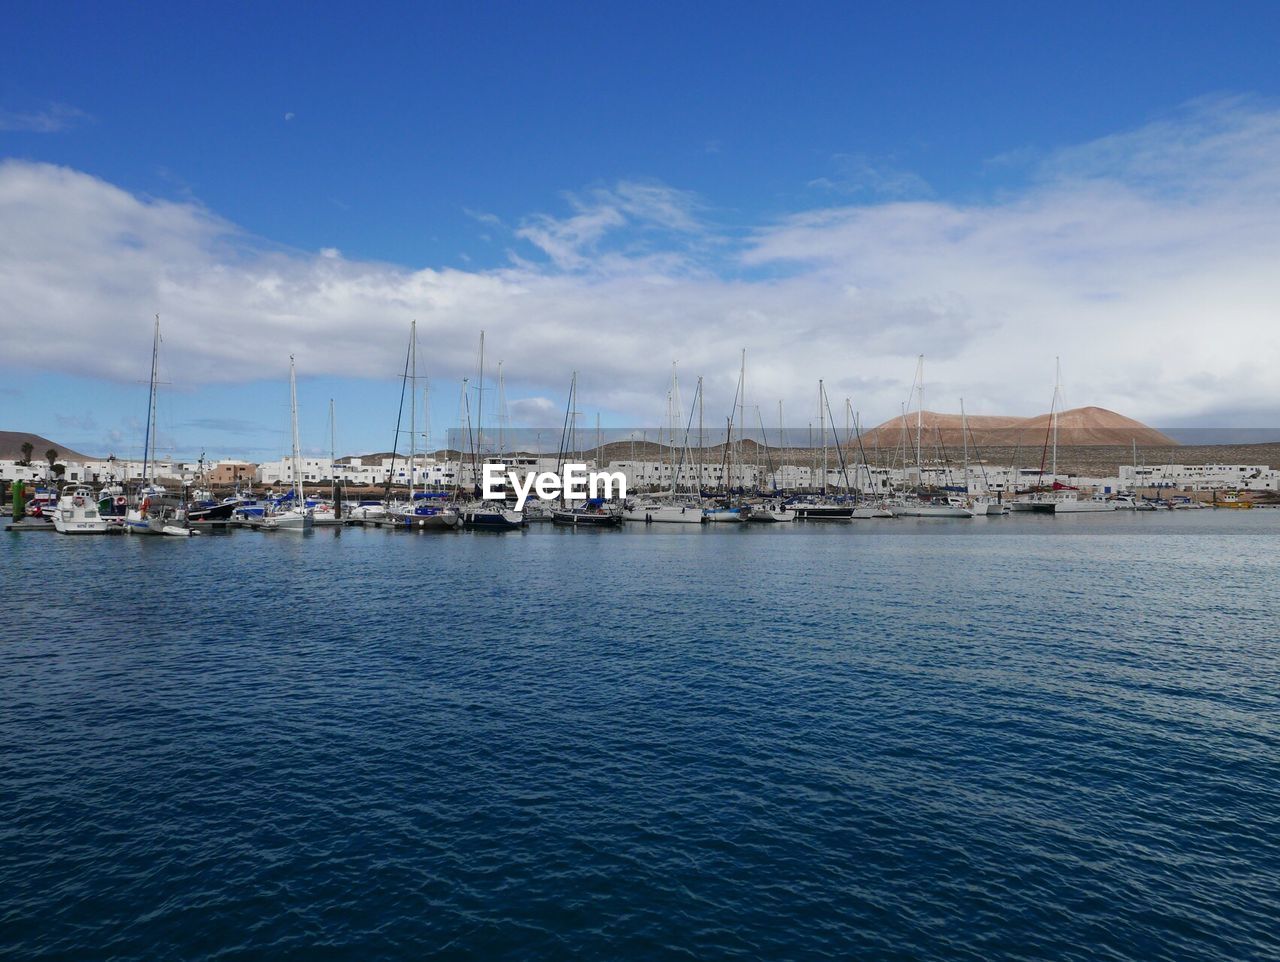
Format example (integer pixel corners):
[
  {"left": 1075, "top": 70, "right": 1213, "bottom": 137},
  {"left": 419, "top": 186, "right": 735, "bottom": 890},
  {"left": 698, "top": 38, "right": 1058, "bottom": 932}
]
[{"left": 4, "top": 2, "right": 1280, "bottom": 459}]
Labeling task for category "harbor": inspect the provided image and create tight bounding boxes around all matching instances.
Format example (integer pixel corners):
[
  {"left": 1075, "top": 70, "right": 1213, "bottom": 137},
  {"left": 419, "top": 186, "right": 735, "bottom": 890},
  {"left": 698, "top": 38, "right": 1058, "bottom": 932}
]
[
  {"left": 7, "top": 6, "right": 1280, "bottom": 961},
  {"left": 5, "top": 328, "right": 1277, "bottom": 535},
  {"left": 6, "top": 506, "right": 1279, "bottom": 962}
]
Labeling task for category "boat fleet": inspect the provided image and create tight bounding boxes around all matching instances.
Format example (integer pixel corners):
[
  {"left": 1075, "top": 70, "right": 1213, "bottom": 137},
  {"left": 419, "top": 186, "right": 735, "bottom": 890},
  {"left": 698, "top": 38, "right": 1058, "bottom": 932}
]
[{"left": 13, "top": 325, "right": 1240, "bottom": 536}]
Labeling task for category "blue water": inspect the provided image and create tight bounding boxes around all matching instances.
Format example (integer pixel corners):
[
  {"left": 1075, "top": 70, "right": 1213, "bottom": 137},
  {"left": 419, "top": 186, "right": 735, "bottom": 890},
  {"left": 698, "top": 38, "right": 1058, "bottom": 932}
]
[{"left": 4, "top": 513, "right": 1279, "bottom": 960}]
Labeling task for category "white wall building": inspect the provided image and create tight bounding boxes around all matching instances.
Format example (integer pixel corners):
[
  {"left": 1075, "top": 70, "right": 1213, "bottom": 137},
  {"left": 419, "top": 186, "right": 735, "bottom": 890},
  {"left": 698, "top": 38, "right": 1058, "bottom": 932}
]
[{"left": 1119, "top": 464, "right": 1280, "bottom": 492}]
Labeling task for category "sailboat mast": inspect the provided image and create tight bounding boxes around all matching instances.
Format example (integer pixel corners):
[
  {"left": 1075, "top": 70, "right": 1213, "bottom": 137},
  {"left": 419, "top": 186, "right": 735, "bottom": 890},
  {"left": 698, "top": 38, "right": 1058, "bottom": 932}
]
[
  {"left": 409, "top": 320, "right": 417, "bottom": 500},
  {"left": 476, "top": 330, "right": 485, "bottom": 465},
  {"left": 670, "top": 363, "right": 678, "bottom": 498},
  {"left": 915, "top": 354, "right": 924, "bottom": 485},
  {"left": 141, "top": 314, "right": 160, "bottom": 490},
  {"left": 289, "top": 355, "right": 304, "bottom": 504},
  {"left": 738, "top": 348, "right": 746, "bottom": 491},
  {"left": 961, "top": 397, "right": 969, "bottom": 493},
  {"left": 496, "top": 360, "right": 506, "bottom": 457},
  {"left": 424, "top": 376, "right": 431, "bottom": 466},
  {"left": 330, "top": 397, "right": 341, "bottom": 516},
  {"left": 697, "top": 378, "right": 704, "bottom": 493},
  {"left": 844, "top": 398, "right": 850, "bottom": 490},
  {"left": 1052, "top": 356, "right": 1060, "bottom": 478},
  {"left": 819, "top": 380, "right": 827, "bottom": 492}
]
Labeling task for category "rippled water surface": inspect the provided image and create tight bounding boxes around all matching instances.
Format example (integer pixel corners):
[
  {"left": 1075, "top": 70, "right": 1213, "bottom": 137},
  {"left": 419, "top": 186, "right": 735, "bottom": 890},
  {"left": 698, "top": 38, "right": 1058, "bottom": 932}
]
[{"left": 4, "top": 512, "right": 1279, "bottom": 960}]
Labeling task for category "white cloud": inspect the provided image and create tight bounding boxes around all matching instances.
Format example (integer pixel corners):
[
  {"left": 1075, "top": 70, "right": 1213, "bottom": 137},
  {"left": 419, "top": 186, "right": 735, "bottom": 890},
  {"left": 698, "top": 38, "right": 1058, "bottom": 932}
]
[
  {"left": 515, "top": 180, "right": 706, "bottom": 271},
  {"left": 1, "top": 95, "right": 1279, "bottom": 428},
  {"left": 507, "top": 397, "right": 560, "bottom": 422},
  {"left": 0, "top": 102, "right": 89, "bottom": 133},
  {"left": 807, "top": 153, "right": 933, "bottom": 199}
]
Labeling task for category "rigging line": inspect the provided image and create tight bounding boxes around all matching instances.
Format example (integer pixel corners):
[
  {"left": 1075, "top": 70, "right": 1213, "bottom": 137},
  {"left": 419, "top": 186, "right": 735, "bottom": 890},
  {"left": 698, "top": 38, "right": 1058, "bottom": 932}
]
[
  {"left": 383, "top": 332, "right": 414, "bottom": 502},
  {"left": 821, "top": 389, "right": 856, "bottom": 500}
]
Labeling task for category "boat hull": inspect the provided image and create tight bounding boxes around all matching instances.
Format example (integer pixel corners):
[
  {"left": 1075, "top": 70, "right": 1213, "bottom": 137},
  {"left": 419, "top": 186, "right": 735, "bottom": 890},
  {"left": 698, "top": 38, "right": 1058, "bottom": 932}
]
[
  {"left": 896, "top": 505, "right": 975, "bottom": 518},
  {"left": 392, "top": 509, "right": 458, "bottom": 529},
  {"left": 461, "top": 508, "right": 524, "bottom": 530},
  {"left": 703, "top": 507, "right": 746, "bottom": 522},
  {"left": 793, "top": 504, "right": 854, "bottom": 521},
  {"left": 1052, "top": 500, "right": 1115, "bottom": 513},
  {"left": 552, "top": 509, "right": 623, "bottom": 527},
  {"left": 746, "top": 507, "right": 796, "bottom": 522},
  {"left": 53, "top": 517, "right": 113, "bottom": 534},
  {"left": 186, "top": 500, "right": 238, "bottom": 523},
  {"left": 624, "top": 503, "right": 705, "bottom": 524}
]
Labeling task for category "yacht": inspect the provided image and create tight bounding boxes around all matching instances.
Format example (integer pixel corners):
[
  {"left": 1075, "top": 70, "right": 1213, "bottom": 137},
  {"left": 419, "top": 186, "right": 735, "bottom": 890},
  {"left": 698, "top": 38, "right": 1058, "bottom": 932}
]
[
  {"left": 624, "top": 500, "right": 706, "bottom": 523},
  {"left": 702, "top": 502, "right": 746, "bottom": 522},
  {"left": 892, "top": 496, "right": 975, "bottom": 518},
  {"left": 552, "top": 501, "right": 623, "bottom": 527},
  {"left": 262, "top": 356, "right": 314, "bottom": 532},
  {"left": 1052, "top": 494, "right": 1116, "bottom": 514},
  {"left": 52, "top": 484, "right": 113, "bottom": 534},
  {"left": 459, "top": 503, "right": 525, "bottom": 530},
  {"left": 745, "top": 500, "right": 796, "bottom": 523},
  {"left": 788, "top": 497, "right": 854, "bottom": 521},
  {"left": 389, "top": 497, "right": 459, "bottom": 529}
]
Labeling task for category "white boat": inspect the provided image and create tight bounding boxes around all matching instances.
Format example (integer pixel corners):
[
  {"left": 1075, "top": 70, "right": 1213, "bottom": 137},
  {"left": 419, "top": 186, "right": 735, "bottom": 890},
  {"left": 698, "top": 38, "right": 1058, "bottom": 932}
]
[
  {"left": 850, "top": 504, "right": 894, "bottom": 519},
  {"left": 624, "top": 500, "right": 706, "bottom": 523},
  {"left": 346, "top": 501, "right": 387, "bottom": 521},
  {"left": 703, "top": 504, "right": 746, "bottom": 522},
  {"left": 625, "top": 366, "right": 709, "bottom": 525},
  {"left": 969, "top": 496, "right": 1007, "bottom": 516},
  {"left": 1052, "top": 500, "right": 1115, "bottom": 513},
  {"left": 52, "top": 484, "right": 113, "bottom": 534},
  {"left": 1052, "top": 495, "right": 1116, "bottom": 513},
  {"left": 389, "top": 500, "right": 459, "bottom": 529},
  {"left": 894, "top": 497, "right": 975, "bottom": 518},
  {"left": 746, "top": 501, "right": 795, "bottom": 522}
]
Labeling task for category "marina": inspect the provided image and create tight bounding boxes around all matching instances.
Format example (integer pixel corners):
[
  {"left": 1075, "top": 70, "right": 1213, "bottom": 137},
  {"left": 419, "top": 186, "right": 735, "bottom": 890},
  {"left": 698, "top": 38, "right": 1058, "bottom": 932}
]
[
  {"left": 6, "top": 6, "right": 1280, "bottom": 961},
  {"left": 4, "top": 510, "right": 1278, "bottom": 962}
]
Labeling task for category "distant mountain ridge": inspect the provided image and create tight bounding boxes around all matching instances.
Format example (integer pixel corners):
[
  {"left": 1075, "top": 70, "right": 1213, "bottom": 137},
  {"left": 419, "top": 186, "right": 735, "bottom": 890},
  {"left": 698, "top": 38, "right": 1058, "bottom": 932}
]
[
  {"left": 0, "top": 431, "right": 96, "bottom": 463},
  {"left": 860, "top": 407, "right": 1178, "bottom": 449}
]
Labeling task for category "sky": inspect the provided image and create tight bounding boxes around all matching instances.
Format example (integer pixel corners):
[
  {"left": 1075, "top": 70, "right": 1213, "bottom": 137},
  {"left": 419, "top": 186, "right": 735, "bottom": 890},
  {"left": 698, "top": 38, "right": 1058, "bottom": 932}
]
[{"left": 3, "top": 1, "right": 1280, "bottom": 460}]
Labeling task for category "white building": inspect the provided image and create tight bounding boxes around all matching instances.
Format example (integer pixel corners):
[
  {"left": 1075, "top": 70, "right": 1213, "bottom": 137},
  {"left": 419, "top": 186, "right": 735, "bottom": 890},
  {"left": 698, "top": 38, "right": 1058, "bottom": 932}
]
[{"left": 1119, "top": 464, "right": 1280, "bottom": 492}]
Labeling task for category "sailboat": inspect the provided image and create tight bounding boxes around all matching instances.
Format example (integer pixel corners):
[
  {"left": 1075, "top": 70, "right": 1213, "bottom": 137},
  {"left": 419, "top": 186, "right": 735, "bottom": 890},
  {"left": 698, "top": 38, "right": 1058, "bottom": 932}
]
[
  {"left": 624, "top": 365, "right": 706, "bottom": 523},
  {"left": 457, "top": 331, "right": 524, "bottom": 530},
  {"left": 261, "top": 356, "right": 314, "bottom": 531},
  {"left": 703, "top": 350, "right": 748, "bottom": 522},
  {"left": 124, "top": 315, "right": 195, "bottom": 536},
  {"left": 388, "top": 322, "right": 458, "bottom": 530},
  {"left": 551, "top": 372, "right": 623, "bottom": 527},
  {"left": 960, "top": 399, "right": 1004, "bottom": 516},
  {"left": 744, "top": 401, "right": 795, "bottom": 521},
  {"left": 882, "top": 356, "right": 972, "bottom": 518},
  {"left": 790, "top": 380, "right": 855, "bottom": 520},
  {"left": 1015, "top": 359, "right": 1114, "bottom": 514}
]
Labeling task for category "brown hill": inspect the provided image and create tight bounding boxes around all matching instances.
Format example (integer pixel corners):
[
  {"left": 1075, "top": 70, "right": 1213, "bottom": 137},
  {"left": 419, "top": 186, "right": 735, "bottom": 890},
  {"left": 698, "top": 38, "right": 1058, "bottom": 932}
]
[
  {"left": 860, "top": 407, "right": 1177, "bottom": 450},
  {"left": 0, "top": 431, "right": 95, "bottom": 463}
]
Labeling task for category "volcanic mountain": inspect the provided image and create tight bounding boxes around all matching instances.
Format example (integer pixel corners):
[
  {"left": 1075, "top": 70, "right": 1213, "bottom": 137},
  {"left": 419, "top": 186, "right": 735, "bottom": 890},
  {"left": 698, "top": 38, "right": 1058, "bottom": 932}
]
[
  {"left": 859, "top": 407, "right": 1177, "bottom": 450},
  {"left": 0, "top": 431, "right": 96, "bottom": 463}
]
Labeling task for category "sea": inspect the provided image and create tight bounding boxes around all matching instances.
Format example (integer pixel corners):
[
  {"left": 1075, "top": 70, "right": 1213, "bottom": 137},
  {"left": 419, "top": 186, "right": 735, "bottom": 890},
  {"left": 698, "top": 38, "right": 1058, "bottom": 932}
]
[{"left": 3, "top": 511, "right": 1278, "bottom": 960}]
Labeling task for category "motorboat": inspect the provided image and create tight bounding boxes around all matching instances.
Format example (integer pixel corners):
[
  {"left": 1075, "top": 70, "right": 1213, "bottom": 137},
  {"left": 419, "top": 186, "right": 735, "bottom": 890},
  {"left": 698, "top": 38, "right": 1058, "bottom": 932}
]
[{"left": 52, "top": 484, "right": 113, "bottom": 534}]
